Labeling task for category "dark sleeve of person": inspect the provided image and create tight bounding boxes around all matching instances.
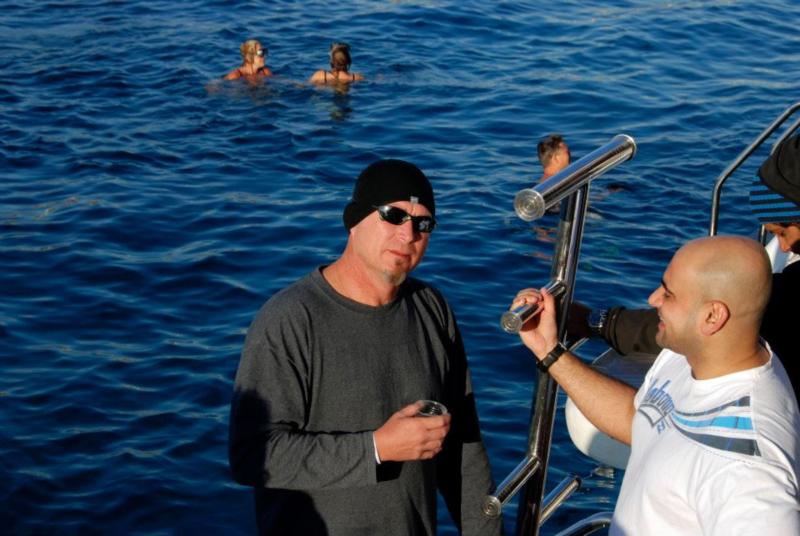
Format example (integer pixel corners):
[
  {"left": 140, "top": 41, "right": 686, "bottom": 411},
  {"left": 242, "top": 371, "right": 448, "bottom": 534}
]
[
  {"left": 228, "top": 298, "right": 376, "bottom": 491},
  {"left": 601, "top": 307, "right": 662, "bottom": 356},
  {"left": 760, "top": 267, "right": 799, "bottom": 403},
  {"left": 434, "top": 304, "right": 503, "bottom": 536}
]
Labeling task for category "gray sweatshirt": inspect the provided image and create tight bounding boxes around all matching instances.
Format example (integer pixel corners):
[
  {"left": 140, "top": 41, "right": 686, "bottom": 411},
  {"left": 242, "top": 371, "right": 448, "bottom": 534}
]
[{"left": 229, "top": 267, "right": 502, "bottom": 535}]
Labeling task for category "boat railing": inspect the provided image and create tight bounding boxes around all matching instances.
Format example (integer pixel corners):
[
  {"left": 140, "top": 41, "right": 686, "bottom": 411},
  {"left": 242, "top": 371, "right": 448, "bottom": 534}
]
[
  {"left": 485, "top": 102, "right": 798, "bottom": 535},
  {"left": 709, "top": 100, "right": 800, "bottom": 237},
  {"left": 552, "top": 512, "right": 614, "bottom": 536},
  {"left": 483, "top": 134, "right": 636, "bottom": 536}
]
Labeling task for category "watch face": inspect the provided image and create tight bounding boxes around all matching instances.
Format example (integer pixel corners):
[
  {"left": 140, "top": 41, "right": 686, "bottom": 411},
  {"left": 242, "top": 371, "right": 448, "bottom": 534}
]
[{"left": 588, "top": 309, "right": 607, "bottom": 330}]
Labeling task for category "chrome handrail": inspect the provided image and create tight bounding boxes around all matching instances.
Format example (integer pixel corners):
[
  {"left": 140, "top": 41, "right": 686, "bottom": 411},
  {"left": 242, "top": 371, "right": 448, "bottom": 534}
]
[
  {"left": 514, "top": 134, "right": 636, "bottom": 222},
  {"left": 488, "top": 134, "right": 636, "bottom": 536},
  {"left": 540, "top": 475, "right": 582, "bottom": 525},
  {"left": 501, "top": 280, "right": 566, "bottom": 333},
  {"left": 515, "top": 185, "right": 589, "bottom": 536},
  {"left": 482, "top": 455, "right": 542, "bottom": 518},
  {"left": 482, "top": 341, "right": 587, "bottom": 519},
  {"left": 709, "top": 101, "right": 800, "bottom": 236},
  {"left": 553, "top": 512, "right": 614, "bottom": 536}
]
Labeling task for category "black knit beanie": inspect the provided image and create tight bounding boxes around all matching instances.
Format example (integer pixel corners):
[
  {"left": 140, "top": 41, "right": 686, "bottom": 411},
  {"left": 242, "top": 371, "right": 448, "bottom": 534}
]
[
  {"left": 343, "top": 159, "right": 435, "bottom": 231},
  {"left": 758, "top": 134, "right": 800, "bottom": 207}
]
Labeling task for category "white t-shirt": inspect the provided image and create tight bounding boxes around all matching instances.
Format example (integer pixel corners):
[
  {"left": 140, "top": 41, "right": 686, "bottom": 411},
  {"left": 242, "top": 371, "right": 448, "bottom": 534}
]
[{"left": 610, "top": 348, "right": 800, "bottom": 536}]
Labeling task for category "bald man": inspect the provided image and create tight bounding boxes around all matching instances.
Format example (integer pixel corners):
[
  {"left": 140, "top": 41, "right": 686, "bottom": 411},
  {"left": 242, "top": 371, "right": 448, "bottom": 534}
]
[{"left": 512, "top": 236, "right": 800, "bottom": 535}]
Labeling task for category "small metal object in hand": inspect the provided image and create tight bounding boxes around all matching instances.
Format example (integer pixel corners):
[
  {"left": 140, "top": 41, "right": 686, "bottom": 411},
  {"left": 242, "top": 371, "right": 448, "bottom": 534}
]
[{"left": 416, "top": 400, "right": 448, "bottom": 417}]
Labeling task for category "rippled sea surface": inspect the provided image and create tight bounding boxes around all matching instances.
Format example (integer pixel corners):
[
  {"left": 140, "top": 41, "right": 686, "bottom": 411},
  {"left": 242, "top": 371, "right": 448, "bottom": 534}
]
[{"left": 2, "top": 0, "right": 800, "bottom": 534}]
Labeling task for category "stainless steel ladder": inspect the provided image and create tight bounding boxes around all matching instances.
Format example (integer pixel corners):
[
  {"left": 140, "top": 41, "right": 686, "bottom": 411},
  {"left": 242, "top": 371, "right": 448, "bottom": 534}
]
[{"left": 482, "top": 134, "right": 637, "bottom": 536}]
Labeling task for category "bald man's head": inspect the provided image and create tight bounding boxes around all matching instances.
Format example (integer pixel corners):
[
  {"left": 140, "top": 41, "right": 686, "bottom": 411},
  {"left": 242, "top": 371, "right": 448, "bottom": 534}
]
[
  {"left": 676, "top": 235, "right": 771, "bottom": 321},
  {"left": 649, "top": 235, "right": 772, "bottom": 356}
]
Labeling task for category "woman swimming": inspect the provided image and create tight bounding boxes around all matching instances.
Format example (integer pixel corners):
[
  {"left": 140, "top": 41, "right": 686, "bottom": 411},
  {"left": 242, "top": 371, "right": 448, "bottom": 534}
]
[
  {"left": 309, "top": 42, "right": 364, "bottom": 84},
  {"left": 224, "top": 39, "right": 272, "bottom": 80}
]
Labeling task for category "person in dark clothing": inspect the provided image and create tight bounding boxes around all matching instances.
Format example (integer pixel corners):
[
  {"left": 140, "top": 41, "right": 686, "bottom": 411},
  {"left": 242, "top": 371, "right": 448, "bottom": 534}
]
[
  {"left": 573, "top": 134, "right": 800, "bottom": 403},
  {"left": 229, "top": 159, "right": 502, "bottom": 535}
]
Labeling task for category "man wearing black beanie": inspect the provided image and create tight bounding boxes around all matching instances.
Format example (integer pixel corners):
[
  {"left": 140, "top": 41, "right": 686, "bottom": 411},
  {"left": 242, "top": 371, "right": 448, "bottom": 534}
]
[{"left": 230, "top": 159, "right": 502, "bottom": 535}]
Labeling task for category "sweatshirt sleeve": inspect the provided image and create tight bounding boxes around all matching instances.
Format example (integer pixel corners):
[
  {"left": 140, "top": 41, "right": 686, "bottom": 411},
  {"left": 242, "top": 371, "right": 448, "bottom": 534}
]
[
  {"left": 601, "top": 307, "right": 662, "bottom": 356},
  {"left": 434, "top": 304, "right": 503, "bottom": 535},
  {"left": 228, "top": 299, "right": 376, "bottom": 491}
]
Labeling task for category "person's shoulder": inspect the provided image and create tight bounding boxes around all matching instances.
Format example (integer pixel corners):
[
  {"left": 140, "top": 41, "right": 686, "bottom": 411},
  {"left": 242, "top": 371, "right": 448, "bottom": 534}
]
[
  {"left": 405, "top": 276, "right": 443, "bottom": 297},
  {"left": 308, "top": 70, "right": 326, "bottom": 83},
  {"left": 352, "top": 72, "right": 365, "bottom": 81},
  {"left": 245, "top": 271, "right": 326, "bottom": 340},
  {"left": 404, "top": 277, "right": 453, "bottom": 314},
  {"left": 253, "top": 270, "right": 323, "bottom": 320},
  {"left": 746, "top": 357, "right": 800, "bottom": 457},
  {"left": 223, "top": 68, "right": 241, "bottom": 80},
  {"left": 772, "top": 259, "right": 800, "bottom": 286},
  {"left": 752, "top": 355, "right": 797, "bottom": 412}
]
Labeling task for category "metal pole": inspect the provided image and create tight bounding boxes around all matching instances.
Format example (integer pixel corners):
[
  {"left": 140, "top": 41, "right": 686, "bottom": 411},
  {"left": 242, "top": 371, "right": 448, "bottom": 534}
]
[
  {"left": 514, "top": 135, "right": 636, "bottom": 222},
  {"left": 553, "top": 512, "right": 614, "bottom": 536},
  {"left": 482, "top": 456, "right": 542, "bottom": 518},
  {"left": 516, "top": 184, "right": 591, "bottom": 536},
  {"left": 539, "top": 475, "right": 582, "bottom": 526},
  {"left": 709, "top": 101, "right": 800, "bottom": 236}
]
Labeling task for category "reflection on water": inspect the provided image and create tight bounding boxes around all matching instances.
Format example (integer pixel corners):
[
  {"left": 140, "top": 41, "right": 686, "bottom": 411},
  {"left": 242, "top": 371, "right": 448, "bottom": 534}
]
[{"left": 328, "top": 86, "right": 354, "bottom": 121}]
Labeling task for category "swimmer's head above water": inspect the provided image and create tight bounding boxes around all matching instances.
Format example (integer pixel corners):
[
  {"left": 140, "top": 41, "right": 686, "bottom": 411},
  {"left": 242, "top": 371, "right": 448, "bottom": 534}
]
[
  {"left": 309, "top": 41, "right": 363, "bottom": 84},
  {"left": 224, "top": 39, "right": 272, "bottom": 80},
  {"left": 240, "top": 39, "right": 267, "bottom": 64},
  {"left": 329, "top": 42, "right": 352, "bottom": 72}
]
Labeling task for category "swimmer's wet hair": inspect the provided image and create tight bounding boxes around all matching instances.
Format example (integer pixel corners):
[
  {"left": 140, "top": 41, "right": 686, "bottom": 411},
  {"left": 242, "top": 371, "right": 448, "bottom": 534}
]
[
  {"left": 329, "top": 42, "right": 352, "bottom": 71},
  {"left": 537, "top": 134, "right": 568, "bottom": 167},
  {"left": 240, "top": 39, "right": 266, "bottom": 63}
]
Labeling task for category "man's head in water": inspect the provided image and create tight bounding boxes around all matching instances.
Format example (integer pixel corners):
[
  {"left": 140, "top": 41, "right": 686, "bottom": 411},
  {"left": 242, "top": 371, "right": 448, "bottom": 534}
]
[{"left": 537, "top": 134, "right": 571, "bottom": 181}]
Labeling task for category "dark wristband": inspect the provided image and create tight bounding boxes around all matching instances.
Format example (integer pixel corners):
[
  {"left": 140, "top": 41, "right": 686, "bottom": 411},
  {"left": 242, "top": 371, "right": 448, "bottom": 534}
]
[{"left": 537, "top": 342, "right": 567, "bottom": 372}]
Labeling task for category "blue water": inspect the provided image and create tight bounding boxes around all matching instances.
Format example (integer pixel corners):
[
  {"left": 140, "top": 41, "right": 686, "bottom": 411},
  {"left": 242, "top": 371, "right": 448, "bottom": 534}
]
[{"left": 2, "top": 0, "right": 800, "bottom": 533}]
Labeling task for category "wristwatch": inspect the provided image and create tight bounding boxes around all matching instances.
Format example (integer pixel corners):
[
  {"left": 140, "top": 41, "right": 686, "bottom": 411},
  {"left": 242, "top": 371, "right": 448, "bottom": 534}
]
[
  {"left": 587, "top": 308, "right": 608, "bottom": 337},
  {"left": 537, "top": 342, "right": 567, "bottom": 373}
]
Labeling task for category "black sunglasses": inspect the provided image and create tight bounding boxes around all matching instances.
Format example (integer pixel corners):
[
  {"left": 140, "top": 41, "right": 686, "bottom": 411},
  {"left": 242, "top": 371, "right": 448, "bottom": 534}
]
[
  {"left": 373, "top": 205, "right": 436, "bottom": 233},
  {"left": 256, "top": 48, "right": 267, "bottom": 58}
]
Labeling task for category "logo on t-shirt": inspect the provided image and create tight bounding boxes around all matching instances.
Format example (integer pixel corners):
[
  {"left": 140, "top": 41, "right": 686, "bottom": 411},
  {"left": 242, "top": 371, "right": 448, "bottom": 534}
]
[{"left": 638, "top": 378, "right": 674, "bottom": 434}]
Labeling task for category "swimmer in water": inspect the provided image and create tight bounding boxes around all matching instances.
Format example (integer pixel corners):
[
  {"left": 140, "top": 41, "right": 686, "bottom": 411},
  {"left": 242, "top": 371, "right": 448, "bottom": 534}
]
[
  {"left": 224, "top": 39, "right": 272, "bottom": 80},
  {"left": 537, "top": 134, "right": 571, "bottom": 183},
  {"left": 309, "top": 42, "right": 364, "bottom": 84}
]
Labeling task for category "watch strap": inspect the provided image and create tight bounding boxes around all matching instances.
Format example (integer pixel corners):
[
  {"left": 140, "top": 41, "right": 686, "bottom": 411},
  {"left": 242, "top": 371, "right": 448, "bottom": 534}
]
[{"left": 537, "top": 342, "right": 567, "bottom": 372}]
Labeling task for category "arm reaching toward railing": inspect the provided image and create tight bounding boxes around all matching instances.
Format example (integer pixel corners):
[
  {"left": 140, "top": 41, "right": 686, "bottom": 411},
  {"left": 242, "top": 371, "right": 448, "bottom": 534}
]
[
  {"left": 568, "top": 302, "right": 662, "bottom": 355},
  {"left": 512, "top": 288, "right": 637, "bottom": 445}
]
